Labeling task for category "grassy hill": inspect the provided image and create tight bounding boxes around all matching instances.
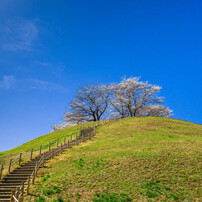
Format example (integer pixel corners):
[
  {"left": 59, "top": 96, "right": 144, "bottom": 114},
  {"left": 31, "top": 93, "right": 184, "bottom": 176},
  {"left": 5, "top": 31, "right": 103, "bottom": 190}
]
[
  {"left": 19, "top": 117, "right": 202, "bottom": 201},
  {"left": 0, "top": 123, "right": 83, "bottom": 166}
]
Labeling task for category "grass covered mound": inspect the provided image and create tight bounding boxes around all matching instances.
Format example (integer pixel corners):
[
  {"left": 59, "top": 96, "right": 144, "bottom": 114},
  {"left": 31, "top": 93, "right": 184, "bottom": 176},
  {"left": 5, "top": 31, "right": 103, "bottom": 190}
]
[
  {"left": 26, "top": 117, "right": 201, "bottom": 201},
  {"left": 0, "top": 124, "right": 80, "bottom": 166}
]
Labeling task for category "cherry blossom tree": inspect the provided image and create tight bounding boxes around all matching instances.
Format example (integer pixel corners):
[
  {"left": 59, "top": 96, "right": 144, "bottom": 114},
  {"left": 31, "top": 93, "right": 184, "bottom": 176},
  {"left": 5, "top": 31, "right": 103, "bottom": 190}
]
[
  {"left": 111, "top": 77, "right": 172, "bottom": 118},
  {"left": 67, "top": 84, "right": 111, "bottom": 122},
  {"left": 52, "top": 77, "right": 173, "bottom": 131},
  {"left": 138, "top": 105, "right": 173, "bottom": 117},
  {"left": 51, "top": 122, "right": 75, "bottom": 132}
]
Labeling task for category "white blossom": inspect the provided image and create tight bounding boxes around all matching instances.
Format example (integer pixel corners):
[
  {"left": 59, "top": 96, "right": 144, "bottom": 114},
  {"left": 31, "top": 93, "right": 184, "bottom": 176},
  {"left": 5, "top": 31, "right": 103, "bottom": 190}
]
[{"left": 111, "top": 76, "right": 172, "bottom": 118}]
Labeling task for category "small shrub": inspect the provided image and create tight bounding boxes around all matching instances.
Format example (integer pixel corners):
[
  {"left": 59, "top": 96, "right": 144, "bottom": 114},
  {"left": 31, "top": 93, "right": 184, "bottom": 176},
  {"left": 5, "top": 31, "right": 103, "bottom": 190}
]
[
  {"left": 141, "top": 181, "right": 173, "bottom": 199},
  {"left": 146, "top": 190, "right": 157, "bottom": 198},
  {"left": 42, "top": 174, "right": 51, "bottom": 182},
  {"left": 169, "top": 193, "right": 178, "bottom": 200},
  {"left": 120, "top": 193, "right": 132, "bottom": 201},
  {"left": 42, "top": 189, "right": 54, "bottom": 196},
  {"left": 92, "top": 159, "right": 109, "bottom": 171},
  {"left": 95, "top": 191, "right": 100, "bottom": 197},
  {"left": 61, "top": 180, "right": 66, "bottom": 186},
  {"left": 93, "top": 192, "right": 132, "bottom": 201},
  {"left": 55, "top": 188, "right": 61, "bottom": 194},
  {"left": 162, "top": 185, "right": 171, "bottom": 191},
  {"left": 73, "top": 158, "right": 85, "bottom": 169},
  {"left": 34, "top": 195, "right": 45, "bottom": 202},
  {"left": 75, "top": 191, "right": 81, "bottom": 200},
  {"left": 50, "top": 185, "right": 61, "bottom": 193},
  {"left": 50, "top": 185, "right": 58, "bottom": 190},
  {"left": 56, "top": 197, "right": 64, "bottom": 202}
]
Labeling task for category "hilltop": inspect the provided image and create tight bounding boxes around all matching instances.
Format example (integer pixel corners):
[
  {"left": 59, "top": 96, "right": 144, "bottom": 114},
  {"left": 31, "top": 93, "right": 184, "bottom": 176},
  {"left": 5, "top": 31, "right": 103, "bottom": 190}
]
[{"left": 19, "top": 117, "right": 202, "bottom": 201}]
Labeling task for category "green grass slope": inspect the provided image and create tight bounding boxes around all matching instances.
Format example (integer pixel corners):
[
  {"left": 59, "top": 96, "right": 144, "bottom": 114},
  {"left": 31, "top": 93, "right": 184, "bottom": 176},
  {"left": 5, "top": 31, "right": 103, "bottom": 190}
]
[
  {"left": 0, "top": 124, "right": 81, "bottom": 166},
  {"left": 26, "top": 117, "right": 202, "bottom": 201}
]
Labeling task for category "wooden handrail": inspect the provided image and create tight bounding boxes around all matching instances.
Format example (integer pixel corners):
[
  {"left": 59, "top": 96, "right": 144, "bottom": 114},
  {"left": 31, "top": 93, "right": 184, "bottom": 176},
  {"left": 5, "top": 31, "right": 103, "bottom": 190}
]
[{"left": 1, "top": 119, "right": 115, "bottom": 201}]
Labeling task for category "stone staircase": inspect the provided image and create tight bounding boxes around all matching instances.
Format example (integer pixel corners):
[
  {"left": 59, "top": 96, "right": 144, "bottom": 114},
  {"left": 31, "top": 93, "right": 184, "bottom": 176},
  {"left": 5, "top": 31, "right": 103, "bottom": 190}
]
[
  {"left": 0, "top": 156, "right": 41, "bottom": 201},
  {"left": 0, "top": 125, "right": 98, "bottom": 202}
]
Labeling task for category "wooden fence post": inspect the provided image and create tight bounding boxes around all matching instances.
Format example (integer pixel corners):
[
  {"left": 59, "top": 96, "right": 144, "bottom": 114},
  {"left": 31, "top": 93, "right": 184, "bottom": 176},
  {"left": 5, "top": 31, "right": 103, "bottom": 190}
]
[
  {"left": 32, "top": 172, "right": 35, "bottom": 185},
  {"left": 75, "top": 133, "right": 78, "bottom": 145},
  {"left": 16, "top": 187, "right": 20, "bottom": 200},
  {"left": 30, "top": 149, "right": 33, "bottom": 160},
  {"left": 64, "top": 137, "right": 66, "bottom": 145},
  {"left": 53, "top": 148, "right": 55, "bottom": 157},
  {"left": 42, "top": 153, "right": 45, "bottom": 167},
  {"left": 60, "top": 143, "right": 62, "bottom": 153},
  {"left": 35, "top": 162, "right": 38, "bottom": 177},
  {"left": 68, "top": 139, "right": 70, "bottom": 148},
  {"left": 57, "top": 139, "right": 59, "bottom": 147},
  {"left": 70, "top": 135, "right": 72, "bottom": 142},
  {"left": 27, "top": 176, "right": 30, "bottom": 195},
  {"left": 19, "top": 195, "right": 23, "bottom": 202},
  {"left": 51, "top": 149, "right": 54, "bottom": 159},
  {"left": 49, "top": 142, "right": 51, "bottom": 152},
  {"left": 0, "top": 165, "right": 3, "bottom": 180},
  {"left": 8, "top": 159, "right": 12, "bottom": 173},
  {"left": 21, "top": 182, "right": 24, "bottom": 195},
  {"left": 39, "top": 145, "right": 42, "bottom": 155},
  {"left": 19, "top": 153, "right": 22, "bottom": 166},
  {"left": 82, "top": 133, "right": 84, "bottom": 142},
  {"left": 10, "top": 190, "right": 15, "bottom": 202}
]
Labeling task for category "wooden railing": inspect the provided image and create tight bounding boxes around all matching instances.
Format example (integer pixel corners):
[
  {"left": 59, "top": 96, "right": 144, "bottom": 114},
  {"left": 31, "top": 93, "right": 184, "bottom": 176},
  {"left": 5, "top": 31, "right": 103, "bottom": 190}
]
[
  {"left": 0, "top": 132, "right": 78, "bottom": 181},
  {"left": 9, "top": 119, "right": 116, "bottom": 202}
]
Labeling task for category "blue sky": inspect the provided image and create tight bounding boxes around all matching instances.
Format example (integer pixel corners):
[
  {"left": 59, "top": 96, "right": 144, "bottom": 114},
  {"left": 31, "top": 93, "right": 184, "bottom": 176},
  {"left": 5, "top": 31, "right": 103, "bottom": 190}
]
[{"left": 0, "top": 0, "right": 201, "bottom": 152}]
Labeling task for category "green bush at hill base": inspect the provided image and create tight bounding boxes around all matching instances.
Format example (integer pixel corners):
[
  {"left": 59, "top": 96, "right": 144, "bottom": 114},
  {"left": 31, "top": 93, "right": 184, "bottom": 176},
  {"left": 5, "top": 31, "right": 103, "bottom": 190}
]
[{"left": 6, "top": 117, "right": 202, "bottom": 201}]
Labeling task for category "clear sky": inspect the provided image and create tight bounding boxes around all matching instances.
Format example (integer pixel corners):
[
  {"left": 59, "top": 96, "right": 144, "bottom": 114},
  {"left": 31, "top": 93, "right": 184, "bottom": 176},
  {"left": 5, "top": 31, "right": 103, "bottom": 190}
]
[{"left": 0, "top": 0, "right": 201, "bottom": 152}]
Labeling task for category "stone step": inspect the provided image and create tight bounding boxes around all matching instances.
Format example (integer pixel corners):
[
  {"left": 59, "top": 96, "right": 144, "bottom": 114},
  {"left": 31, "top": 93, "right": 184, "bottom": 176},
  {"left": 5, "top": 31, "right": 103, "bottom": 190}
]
[
  {"left": 17, "top": 166, "right": 36, "bottom": 169},
  {"left": 1, "top": 178, "right": 26, "bottom": 182},
  {"left": 0, "top": 190, "right": 11, "bottom": 193},
  {"left": 22, "top": 161, "right": 38, "bottom": 164},
  {"left": 0, "top": 195, "right": 10, "bottom": 198},
  {"left": 1, "top": 177, "right": 27, "bottom": 183},
  {"left": 0, "top": 187, "right": 19, "bottom": 190},
  {"left": 20, "top": 163, "right": 36, "bottom": 166},
  {"left": 10, "top": 169, "right": 33, "bottom": 174},
  {"left": 0, "top": 183, "right": 21, "bottom": 186},
  {"left": 11, "top": 172, "right": 33, "bottom": 175},
  {"left": 0, "top": 195, "right": 10, "bottom": 199},
  {"left": 5, "top": 174, "right": 30, "bottom": 177},
  {"left": 0, "top": 131, "right": 95, "bottom": 200},
  {"left": 17, "top": 168, "right": 35, "bottom": 170},
  {"left": 0, "top": 187, "right": 16, "bottom": 192},
  {"left": 11, "top": 172, "right": 32, "bottom": 175},
  {"left": 10, "top": 172, "right": 32, "bottom": 176},
  {"left": 14, "top": 168, "right": 34, "bottom": 171},
  {"left": 0, "top": 192, "right": 13, "bottom": 196},
  {"left": 0, "top": 192, "right": 10, "bottom": 195}
]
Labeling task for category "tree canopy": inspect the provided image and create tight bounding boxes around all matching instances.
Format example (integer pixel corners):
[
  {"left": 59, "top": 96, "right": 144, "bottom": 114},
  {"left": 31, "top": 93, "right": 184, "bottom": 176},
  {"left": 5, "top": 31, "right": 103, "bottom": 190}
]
[{"left": 52, "top": 77, "right": 173, "bottom": 131}]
